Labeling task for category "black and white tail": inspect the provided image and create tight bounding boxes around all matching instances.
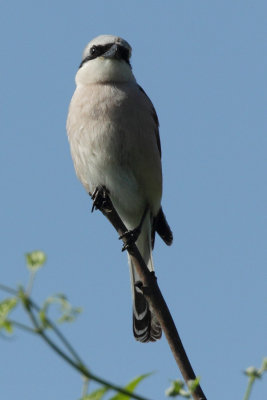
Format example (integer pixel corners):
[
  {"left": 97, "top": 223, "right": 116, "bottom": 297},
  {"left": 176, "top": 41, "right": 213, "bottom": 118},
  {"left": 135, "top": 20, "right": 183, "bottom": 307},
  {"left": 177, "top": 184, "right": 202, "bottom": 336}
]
[{"left": 128, "top": 213, "right": 162, "bottom": 342}]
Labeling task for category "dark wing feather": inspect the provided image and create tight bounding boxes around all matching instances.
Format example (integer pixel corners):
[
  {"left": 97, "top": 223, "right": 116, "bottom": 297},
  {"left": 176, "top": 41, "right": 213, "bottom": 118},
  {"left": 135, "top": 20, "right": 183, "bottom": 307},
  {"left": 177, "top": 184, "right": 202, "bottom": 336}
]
[
  {"left": 138, "top": 85, "right": 161, "bottom": 158},
  {"left": 138, "top": 86, "right": 173, "bottom": 248},
  {"left": 153, "top": 207, "right": 173, "bottom": 247}
]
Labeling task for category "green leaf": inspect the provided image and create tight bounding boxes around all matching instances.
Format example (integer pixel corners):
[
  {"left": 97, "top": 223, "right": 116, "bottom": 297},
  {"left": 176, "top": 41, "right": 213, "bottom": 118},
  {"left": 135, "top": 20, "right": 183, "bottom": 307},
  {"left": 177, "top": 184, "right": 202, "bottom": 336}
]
[
  {"left": 39, "top": 294, "right": 82, "bottom": 328},
  {"left": 1, "top": 320, "right": 13, "bottom": 333},
  {"left": 80, "top": 386, "right": 109, "bottom": 400},
  {"left": 165, "top": 379, "right": 185, "bottom": 397},
  {"left": 0, "top": 298, "right": 18, "bottom": 333},
  {"left": 165, "top": 379, "right": 195, "bottom": 398},
  {"left": 25, "top": 250, "right": 46, "bottom": 271},
  {"left": 188, "top": 377, "right": 200, "bottom": 393},
  {"left": 110, "top": 373, "right": 152, "bottom": 400}
]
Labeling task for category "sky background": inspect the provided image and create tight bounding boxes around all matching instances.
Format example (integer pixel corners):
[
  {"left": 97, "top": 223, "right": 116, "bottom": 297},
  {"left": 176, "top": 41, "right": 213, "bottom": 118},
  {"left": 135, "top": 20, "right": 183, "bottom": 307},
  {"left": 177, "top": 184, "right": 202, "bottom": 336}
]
[{"left": 0, "top": 1, "right": 266, "bottom": 399}]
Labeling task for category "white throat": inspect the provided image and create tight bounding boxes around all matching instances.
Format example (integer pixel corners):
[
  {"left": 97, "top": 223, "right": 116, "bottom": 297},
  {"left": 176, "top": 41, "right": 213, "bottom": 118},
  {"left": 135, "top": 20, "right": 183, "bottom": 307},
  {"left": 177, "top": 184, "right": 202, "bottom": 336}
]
[{"left": 75, "top": 57, "right": 136, "bottom": 85}]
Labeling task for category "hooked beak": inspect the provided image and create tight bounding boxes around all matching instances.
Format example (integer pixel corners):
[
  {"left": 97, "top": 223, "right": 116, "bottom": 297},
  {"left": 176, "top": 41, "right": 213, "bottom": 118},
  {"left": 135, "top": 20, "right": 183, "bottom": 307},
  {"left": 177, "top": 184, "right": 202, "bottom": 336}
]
[{"left": 102, "top": 43, "right": 121, "bottom": 59}]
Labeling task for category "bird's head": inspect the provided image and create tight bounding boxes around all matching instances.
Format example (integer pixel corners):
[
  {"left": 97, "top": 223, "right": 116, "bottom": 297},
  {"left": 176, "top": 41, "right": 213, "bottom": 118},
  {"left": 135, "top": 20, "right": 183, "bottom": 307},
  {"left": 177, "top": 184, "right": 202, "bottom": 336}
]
[{"left": 75, "top": 35, "right": 135, "bottom": 85}]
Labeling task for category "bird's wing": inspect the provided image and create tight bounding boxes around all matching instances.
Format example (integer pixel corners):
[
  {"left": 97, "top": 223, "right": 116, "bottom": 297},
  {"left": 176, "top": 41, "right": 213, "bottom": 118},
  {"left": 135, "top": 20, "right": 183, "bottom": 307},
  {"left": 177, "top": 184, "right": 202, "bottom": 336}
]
[
  {"left": 138, "top": 85, "right": 161, "bottom": 158},
  {"left": 137, "top": 86, "right": 173, "bottom": 248}
]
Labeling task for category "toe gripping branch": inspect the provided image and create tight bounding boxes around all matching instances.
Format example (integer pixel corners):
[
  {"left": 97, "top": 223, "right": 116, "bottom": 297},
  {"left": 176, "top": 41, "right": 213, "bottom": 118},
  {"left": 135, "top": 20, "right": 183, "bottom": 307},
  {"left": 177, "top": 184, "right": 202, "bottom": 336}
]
[
  {"left": 90, "top": 186, "right": 112, "bottom": 213},
  {"left": 90, "top": 187, "right": 149, "bottom": 253},
  {"left": 90, "top": 186, "right": 132, "bottom": 252},
  {"left": 119, "top": 227, "right": 141, "bottom": 252},
  {"left": 119, "top": 206, "right": 149, "bottom": 252}
]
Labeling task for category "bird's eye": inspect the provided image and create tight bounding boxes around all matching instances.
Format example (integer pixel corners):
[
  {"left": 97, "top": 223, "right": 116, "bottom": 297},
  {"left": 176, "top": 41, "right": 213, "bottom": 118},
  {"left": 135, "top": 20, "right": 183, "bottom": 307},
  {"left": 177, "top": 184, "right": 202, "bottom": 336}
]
[{"left": 90, "top": 46, "right": 97, "bottom": 55}]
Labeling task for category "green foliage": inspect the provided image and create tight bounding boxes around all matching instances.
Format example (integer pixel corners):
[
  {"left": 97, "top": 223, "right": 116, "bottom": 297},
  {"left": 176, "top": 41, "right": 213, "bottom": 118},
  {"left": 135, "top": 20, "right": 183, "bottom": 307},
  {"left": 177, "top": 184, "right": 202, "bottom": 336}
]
[
  {"left": 79, "top": 374, "right": 151, "bottom": 400},
  {"left": 1, "top": 251, "right": 266, "bottom": 400},
  {"left": 39, "top": 293, "right": 82, "bottom": 328},
  {"left": 25, "top": 250, "right": 46, "bottom": 271},
  {"left": 0, "top": 297, "right": 18, "bottom": 333},
  {"left": 0, "top": 251, "right": 150, "bottom": 400},
  {"left": 187, "top": 377, "right": 201, "bottom": 394},
  {"left": 244, "top": 357, "right": 267, "bottom": 379},
  {"left": 25, "top": 250, "right": 47, "bottom": 295},
  {"left": 0, "top": 252, "right": 81, "bottom": 338},
  {"left": 165, "top": 379, "right": 187, "bottom": 397},
  {"left": 243, "top": 358, "right": 267, "bottom": 400},
  {"left": 110, "top": 373, "right": 152, "bottom": 400},
  {"left": 245, "top": 367, "right": 262, "bottom": 379},
  {"left": 165, "top": 377, "right": 200, "bottom": 398},
  {"left": 80, "top": 387, "right": 109, "bottom": 400}
]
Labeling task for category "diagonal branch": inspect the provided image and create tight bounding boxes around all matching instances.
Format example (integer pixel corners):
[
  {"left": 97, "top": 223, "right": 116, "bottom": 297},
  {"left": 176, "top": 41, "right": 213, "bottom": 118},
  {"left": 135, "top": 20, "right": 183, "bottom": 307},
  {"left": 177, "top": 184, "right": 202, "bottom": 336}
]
[
  {"left": 21, "top": 292, "right": 151, "bottom": 400},
  {"left": 95, "top": 195, "right": 207, "bottom": 400},
  {"left": 28, "top": 297, "right": 84, "bottom": 366}
]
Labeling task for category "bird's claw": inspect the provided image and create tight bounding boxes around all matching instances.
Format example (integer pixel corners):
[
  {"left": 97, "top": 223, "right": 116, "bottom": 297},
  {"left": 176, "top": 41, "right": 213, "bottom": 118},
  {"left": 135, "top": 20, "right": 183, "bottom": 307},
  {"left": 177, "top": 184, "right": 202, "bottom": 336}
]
[
  {"left": 119, "top": 227, "right": 141, "bottom": 252},
  {"left": 91, "top": 186, "right": 111, "bottom": 213}
]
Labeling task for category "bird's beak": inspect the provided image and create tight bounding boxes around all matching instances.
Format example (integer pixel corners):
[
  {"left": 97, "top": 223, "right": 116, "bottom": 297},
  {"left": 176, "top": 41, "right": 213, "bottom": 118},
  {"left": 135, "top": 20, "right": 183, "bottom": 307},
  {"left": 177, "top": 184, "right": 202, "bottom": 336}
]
[{"left": 102, "top": 43, "right": 120, "bottom": 59}]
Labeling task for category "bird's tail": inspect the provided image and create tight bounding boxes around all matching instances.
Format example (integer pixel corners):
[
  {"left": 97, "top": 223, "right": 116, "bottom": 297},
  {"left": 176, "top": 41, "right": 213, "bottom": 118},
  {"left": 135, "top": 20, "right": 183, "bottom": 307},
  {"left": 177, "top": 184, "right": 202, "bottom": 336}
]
[{"left": 128, "top": 212, "right": 162, "bottom": 342}]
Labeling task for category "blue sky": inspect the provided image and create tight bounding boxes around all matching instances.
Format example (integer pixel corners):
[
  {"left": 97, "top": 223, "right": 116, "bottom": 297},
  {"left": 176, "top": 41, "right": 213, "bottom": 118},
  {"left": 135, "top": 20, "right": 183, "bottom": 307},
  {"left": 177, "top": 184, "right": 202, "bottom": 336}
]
[{"left": 1, "top": 1, "right": 266, "bottom": 399}]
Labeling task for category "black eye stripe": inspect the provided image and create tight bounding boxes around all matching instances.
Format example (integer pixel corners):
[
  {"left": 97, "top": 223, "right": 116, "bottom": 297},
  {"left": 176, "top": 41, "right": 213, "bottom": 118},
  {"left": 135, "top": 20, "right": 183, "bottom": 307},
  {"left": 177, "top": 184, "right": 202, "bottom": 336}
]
[
  {"left": 79, "top": 43, "right": 130, "bottom": 69},
  {"left": 90, "top": 44, "right": 113, "bottom": 57}
]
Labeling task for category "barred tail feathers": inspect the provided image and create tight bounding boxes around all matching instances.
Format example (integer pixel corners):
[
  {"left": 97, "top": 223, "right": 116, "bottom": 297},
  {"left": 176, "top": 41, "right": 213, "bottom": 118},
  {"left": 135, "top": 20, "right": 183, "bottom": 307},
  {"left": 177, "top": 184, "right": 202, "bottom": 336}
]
[{"left": 128, "top": 213, "right": 162, "bottom": 342}]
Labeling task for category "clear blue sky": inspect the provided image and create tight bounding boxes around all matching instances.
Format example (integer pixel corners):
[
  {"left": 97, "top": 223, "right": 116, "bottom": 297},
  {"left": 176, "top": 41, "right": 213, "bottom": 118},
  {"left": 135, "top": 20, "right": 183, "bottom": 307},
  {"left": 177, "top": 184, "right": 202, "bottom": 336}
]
[{"left": 1, "top": 1, "right": 266, "bottom": 399}]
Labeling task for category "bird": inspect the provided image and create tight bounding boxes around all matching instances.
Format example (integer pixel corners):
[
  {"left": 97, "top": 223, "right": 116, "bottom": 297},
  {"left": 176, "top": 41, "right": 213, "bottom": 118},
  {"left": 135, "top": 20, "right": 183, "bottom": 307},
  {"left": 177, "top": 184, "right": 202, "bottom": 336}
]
[{"left": 67, "top": 35, "right": 173, "bottom": 342}]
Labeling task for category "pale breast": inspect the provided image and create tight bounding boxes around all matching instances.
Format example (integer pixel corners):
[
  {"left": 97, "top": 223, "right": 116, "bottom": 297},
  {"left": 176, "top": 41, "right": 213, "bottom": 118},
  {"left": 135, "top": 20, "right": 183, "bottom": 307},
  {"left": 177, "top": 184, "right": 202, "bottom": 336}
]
[{"left": 67, "top": 82, "right": 162, "bottom": 219}]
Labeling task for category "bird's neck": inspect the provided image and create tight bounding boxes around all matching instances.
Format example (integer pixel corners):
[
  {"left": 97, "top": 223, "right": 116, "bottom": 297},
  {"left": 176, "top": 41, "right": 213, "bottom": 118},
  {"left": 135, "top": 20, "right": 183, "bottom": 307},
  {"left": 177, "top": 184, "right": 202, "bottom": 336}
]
[{"left": 75, "top": 58, "right": 136, "bottom": 85}]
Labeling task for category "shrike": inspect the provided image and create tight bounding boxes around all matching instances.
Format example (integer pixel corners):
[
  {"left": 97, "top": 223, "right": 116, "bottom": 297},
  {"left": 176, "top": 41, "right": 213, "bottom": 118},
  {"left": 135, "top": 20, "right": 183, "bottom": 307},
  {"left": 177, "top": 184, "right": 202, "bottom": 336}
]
[{"left": 67, "top": 35, "right": 173, "bottom": 342}]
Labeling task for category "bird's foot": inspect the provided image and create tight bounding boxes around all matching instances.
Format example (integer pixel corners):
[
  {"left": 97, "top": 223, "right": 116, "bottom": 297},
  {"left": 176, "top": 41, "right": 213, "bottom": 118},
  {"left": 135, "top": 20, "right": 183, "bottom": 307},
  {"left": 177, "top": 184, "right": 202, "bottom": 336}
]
[
  {"left": 134, "top": 273, "right": 157, "bottom": 295},
  {"left": 119, "top": 226, "right": 141, "bottom": 252},
  {"left": 119, "top": 206, "right": 149, "bottom": 252},
  {"left": 90, "top": 186, "right": 112, "bottom": 213}
]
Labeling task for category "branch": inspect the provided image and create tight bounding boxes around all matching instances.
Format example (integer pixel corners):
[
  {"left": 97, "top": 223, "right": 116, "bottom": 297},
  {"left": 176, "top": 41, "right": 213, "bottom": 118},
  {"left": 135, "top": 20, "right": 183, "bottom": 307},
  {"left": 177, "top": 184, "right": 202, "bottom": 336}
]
[
  {"left": 96, "top": 196, "right": 207, "bottom": 400},
  {"left": 0, "top": 283, "right": 84, "bottom": 366},
  {"left": 28, "top": 297, "right": 84, "bottom": 366},
  {"left": 21, "top": 299, "right": 150, "bottom": 400},
  {"left": 0, "top": 283, "right": 150, "bottom": 400}
]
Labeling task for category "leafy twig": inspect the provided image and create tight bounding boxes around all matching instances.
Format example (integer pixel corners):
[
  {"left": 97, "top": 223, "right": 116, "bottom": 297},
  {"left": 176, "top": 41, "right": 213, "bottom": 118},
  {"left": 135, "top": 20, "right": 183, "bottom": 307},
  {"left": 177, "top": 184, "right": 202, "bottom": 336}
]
[
  {"left": 29, "top": 296, "right": 84, "bottom": 365},
  {"left": 0, "top": 283, "right": 151, "bottom": 400},
  {"left": 243, "top": 358, "right": 267, "bottom": 400}
]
